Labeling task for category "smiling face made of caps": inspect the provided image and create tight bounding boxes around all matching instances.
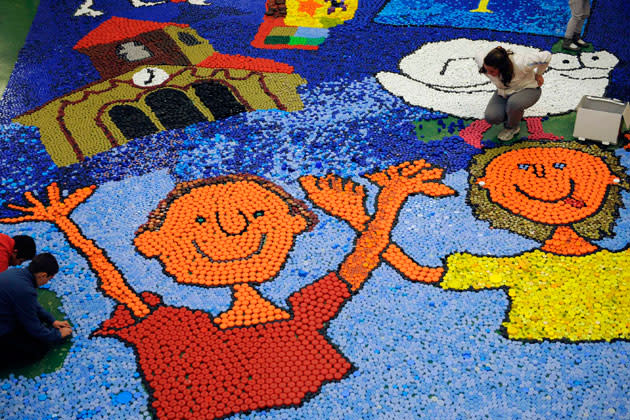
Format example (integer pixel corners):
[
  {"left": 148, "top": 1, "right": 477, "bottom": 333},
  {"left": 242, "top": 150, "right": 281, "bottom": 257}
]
[
  {"left": 477, "top": 147, "right": 620, "bottom": 225},
  {"left": 134, "top": 180, "right": 309, "bottom": 286},
  {"left": 376, "top": 38, "right": 619, "bottom": 119}
]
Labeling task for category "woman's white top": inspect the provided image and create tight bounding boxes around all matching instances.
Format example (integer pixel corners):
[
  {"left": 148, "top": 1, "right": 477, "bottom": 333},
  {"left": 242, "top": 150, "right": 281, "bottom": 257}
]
[{"left": 475, "top": 49, "right": 552, "bottom": 97}]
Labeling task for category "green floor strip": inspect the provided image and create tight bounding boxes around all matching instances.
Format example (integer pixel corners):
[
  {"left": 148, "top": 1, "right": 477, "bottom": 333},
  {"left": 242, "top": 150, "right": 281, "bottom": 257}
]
[{"left": 0, "top": 0, "right": 40, "bottom": 96}]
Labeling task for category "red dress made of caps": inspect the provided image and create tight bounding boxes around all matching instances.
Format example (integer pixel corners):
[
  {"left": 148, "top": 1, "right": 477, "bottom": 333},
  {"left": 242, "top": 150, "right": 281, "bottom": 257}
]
[{"left": 94, "top": 272, "right": 353, "bottom": 419}]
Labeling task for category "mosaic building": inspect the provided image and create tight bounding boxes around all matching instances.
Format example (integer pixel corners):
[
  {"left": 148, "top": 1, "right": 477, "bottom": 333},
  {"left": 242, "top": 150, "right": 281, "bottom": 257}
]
[{"left": 14, "top": 17, "right": 305, "bottom": 166}]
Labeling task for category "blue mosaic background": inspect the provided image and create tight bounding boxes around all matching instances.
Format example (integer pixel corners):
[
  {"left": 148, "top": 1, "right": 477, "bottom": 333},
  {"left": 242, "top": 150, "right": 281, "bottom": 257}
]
[{"left": 2, "top": 163, "right": 630, "bottom": 420}]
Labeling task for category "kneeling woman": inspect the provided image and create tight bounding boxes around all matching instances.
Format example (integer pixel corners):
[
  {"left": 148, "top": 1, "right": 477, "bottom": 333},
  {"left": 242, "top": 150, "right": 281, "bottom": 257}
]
[{"left": 476, "top": 46, "right": 551, "bottom": 141}]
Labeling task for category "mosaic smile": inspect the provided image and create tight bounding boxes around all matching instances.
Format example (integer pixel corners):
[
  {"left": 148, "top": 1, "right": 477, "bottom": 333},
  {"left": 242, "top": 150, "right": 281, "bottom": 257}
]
[
  {"left": 192, "top": 234, "right": 268, "bottom": 262},
  {"left": 514, "top": 179, "right": 585, "bottom": 207}
]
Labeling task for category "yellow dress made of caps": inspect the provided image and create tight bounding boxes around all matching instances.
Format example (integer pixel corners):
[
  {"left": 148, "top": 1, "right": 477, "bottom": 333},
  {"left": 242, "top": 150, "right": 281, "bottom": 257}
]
[{"left": 440, "top": 249, "right": 630, "bottom": 341}]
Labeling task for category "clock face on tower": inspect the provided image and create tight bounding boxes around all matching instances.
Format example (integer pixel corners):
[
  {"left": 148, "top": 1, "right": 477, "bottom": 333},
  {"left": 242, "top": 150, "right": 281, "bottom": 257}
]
[{"left": 132, "top": 67, "right": 170, "bottom": 87}]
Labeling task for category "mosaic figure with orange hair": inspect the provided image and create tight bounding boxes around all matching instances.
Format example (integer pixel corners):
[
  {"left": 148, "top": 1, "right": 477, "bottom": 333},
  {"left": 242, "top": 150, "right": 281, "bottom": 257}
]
[
  {"left": 305, "top": 141, "right": 630, "bottom": 342},
  {"left": 0, "top": 161, "right": 454, "bottom": 419}
]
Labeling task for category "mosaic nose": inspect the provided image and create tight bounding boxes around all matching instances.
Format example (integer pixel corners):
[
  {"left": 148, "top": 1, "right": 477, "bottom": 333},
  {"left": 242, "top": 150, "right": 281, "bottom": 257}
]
[{"left": 216, "top": 210, "right": 249, "bottom": 236}]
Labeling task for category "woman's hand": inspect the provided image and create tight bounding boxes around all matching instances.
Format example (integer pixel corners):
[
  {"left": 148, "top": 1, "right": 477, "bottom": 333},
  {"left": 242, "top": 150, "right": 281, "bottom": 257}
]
[{"left": 535, "top": 73, "right": 544, "bottom": 87}]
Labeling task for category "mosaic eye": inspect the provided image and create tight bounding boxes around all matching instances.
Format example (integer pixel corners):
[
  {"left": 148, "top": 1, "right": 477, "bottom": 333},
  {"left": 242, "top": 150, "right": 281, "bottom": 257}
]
[
  {"left": 195, "top": 215, "right": 206, "bottom": 224},
  {"left": 553, "top": 162, "right": 566, "bottom": 169},
  {"left": 518, "top": 164, "right": 530, "bottom": 170},
  {"left": 253, "top": 210, "right": 265, "bottom": 218}
]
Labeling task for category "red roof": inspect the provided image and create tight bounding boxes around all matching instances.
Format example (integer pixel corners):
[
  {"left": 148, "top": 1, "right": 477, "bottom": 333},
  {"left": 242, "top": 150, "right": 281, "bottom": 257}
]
[
  {"left": 198, "top": 53, "right": 294, "bottom": 74},
  {"left": 74, "top": 17, "right": 188, "bottom": 50}
]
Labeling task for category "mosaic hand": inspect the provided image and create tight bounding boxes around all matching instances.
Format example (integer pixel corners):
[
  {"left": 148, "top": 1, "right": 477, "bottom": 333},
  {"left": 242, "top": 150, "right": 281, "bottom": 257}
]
[
  {"left": 0, "top": 183, "right": 95, "bottom": 225},
  {"left": 364, "top": 160, "right": 456, "bottom": 198},
  {"left": 299, "top": 174, "right": 370, "bottom": 231}
]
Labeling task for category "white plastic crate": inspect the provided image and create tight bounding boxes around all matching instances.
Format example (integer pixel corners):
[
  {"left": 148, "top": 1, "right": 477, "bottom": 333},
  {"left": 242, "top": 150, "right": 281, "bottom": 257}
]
[{"left": 573, "top": 96, "right": 630, "bottom": 145}]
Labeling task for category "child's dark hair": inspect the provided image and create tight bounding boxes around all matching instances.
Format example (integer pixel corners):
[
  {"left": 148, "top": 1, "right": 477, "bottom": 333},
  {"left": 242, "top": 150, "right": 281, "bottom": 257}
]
[
  {"left": 136, "top": 174, "right": 319, "bottom": 235},
  {"left": 28, "top": 253, "right": 59, "bottom": 276},
  {"left": 479, "top": 46, "right": 514, "bottom": 87},
  {"left": 13, "top": 235, "right": 36, "bottom": 260}
]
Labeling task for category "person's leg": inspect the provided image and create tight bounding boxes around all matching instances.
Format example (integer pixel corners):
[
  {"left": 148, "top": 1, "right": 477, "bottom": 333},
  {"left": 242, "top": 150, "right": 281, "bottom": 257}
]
[
  {"left": 563, "top": 0, "right": 591, "bottom": 50},
  {"left": 505, "top": 88, "right": 542, "bottom": 128},
  {"left": 495, "top": 88, "right": 542, "bottom": 141},
  {"left": 0, "top": 325, "right": 51, "bottom": 369},
  {"left": 572, "top": 0, "right": 591, "bottom": 47},
  {"left": 484, "top": 91, "right": 507, "bottom": 125}
]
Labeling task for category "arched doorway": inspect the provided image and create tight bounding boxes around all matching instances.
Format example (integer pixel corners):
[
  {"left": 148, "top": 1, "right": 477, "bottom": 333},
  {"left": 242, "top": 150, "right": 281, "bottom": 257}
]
[
  {"left": 108, "top": 105, "right": 159, "bottom": 140},
  {"left": 145, "top": 88, "right": 207, "bottom": 130},
  {"left": 193, "top": 81, "right": 247, "bottom": 120}
]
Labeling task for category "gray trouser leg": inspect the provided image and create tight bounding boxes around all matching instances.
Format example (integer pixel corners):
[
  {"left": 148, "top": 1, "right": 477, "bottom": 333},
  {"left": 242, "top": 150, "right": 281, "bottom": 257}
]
[
  {"left": 565, "top": 0, "right": 591, "bottom": 38},
  {"left": 484, "top": 89, "right": 542, "bottom": 128},
  {"left": 484, "top": 92, "right": 507, "bottom": 125},
  {"left": 505, "top": 88, "right": 541, "bottom": 128}
]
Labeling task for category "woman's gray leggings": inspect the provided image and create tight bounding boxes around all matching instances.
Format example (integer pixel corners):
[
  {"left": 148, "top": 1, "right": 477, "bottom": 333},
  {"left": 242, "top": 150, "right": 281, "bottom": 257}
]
[{"left": 484, "top": 88, "right": 542, "bottom": 129}]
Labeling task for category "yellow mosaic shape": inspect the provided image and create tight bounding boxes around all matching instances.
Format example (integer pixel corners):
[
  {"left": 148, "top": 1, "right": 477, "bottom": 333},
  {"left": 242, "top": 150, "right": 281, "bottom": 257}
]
[
  {"left": 441, "top": 250, "right": 630, "bottom": 342},
  {"left": 285, "top": 0, "right": 358, "bottom": 28}
]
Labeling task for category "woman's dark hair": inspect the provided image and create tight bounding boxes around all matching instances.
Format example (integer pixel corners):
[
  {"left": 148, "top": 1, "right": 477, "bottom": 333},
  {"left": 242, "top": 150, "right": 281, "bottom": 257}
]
[
  {"left": 479, "top": 46, "right": 514, "bottom": 87},
  {"left": 27, "top": 253, "right": 59, "bottom": 276}
]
